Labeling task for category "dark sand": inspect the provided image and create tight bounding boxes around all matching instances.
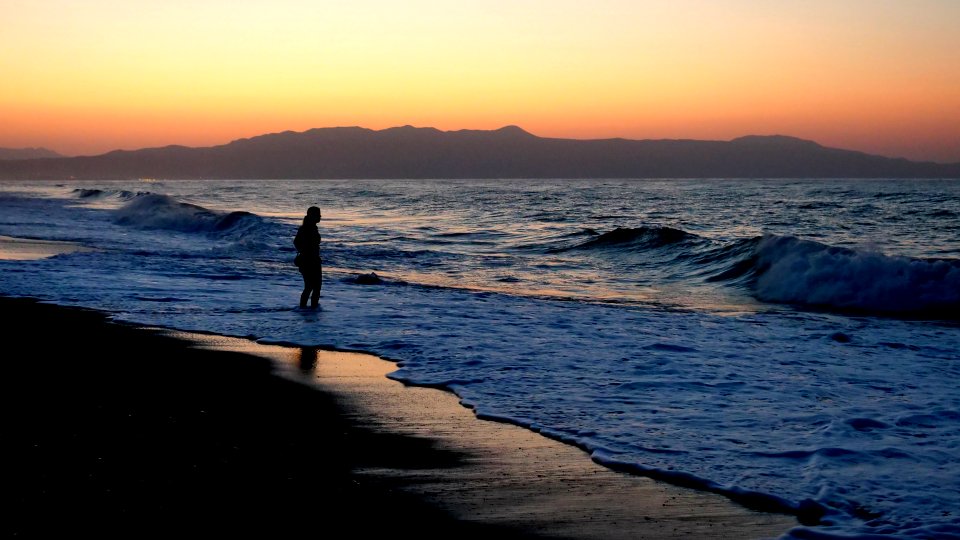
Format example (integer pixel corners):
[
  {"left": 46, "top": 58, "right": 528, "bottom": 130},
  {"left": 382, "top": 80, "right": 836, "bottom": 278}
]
[{"left": 2, "top": 297, "right": 796, "bottom": 539}]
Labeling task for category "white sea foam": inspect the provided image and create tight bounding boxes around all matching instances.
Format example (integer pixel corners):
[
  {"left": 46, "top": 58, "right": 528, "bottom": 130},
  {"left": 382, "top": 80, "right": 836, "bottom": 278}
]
[
  {"left": 1, "top": 179, "right": 958, "bottom": 539},
  {"left": 754, "top": 235, "right": 960, "bottom": 315}
]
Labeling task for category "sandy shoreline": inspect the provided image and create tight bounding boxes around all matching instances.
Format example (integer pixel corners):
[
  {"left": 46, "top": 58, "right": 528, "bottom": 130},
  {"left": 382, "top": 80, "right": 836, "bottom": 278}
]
[{"left": 2, "top": 296, "right": 796, "bottom": 538}]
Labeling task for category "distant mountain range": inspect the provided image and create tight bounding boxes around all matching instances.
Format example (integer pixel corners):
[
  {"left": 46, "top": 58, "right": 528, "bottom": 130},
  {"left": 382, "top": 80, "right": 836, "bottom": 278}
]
[
  {"left": 0, "top": 147, "right": 63, "bottom": 160},
  {"left": 0, "top": 126, "right": 957, "bottom": 179}
]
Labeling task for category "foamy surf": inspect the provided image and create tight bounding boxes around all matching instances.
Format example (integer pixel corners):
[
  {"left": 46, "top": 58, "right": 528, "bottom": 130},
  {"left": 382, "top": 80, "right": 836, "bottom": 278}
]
[{"left": 1, "top": 178, "right": 958, "bottom": 539}]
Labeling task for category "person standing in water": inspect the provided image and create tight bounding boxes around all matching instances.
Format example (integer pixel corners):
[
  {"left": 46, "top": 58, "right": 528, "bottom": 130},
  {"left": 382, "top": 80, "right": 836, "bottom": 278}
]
[{"left": 294, "top": 206, "right": 322, "bottom": 308}]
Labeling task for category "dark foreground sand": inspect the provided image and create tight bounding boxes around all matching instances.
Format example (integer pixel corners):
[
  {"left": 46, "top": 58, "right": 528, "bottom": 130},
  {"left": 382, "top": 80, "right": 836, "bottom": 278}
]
[{"left": 2, "top": 297, "right": 796, "bottom": 539}]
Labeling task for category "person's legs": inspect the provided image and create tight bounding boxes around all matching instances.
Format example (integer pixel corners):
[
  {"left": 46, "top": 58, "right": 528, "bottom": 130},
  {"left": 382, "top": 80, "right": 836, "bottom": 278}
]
[
  {"left": 309, "top": 266, "right": 322, "bottom": 307},
  {"left": 300, "top": 271, "right": 312, "bottom": 308},
  {"left": 300, "top": 266, "right": 321, "bottom": 308}
]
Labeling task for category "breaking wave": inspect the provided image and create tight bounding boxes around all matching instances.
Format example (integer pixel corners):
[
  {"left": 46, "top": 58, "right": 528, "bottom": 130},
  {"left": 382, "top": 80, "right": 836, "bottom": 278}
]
[
  {"left": 750, "top": 235, "right": 960, "bottom": 317},
  {"left": 113, "top": 194, "right": 263, "bottom": 236},
  {"left": 547, "top": 225, "right": 960, "bottom": 317}
]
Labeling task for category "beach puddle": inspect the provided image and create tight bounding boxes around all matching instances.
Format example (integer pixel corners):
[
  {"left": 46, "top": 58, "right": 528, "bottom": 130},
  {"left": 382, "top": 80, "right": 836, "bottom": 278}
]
[{"left": 162, "top": 331, "right": 386, "bottom": 384}]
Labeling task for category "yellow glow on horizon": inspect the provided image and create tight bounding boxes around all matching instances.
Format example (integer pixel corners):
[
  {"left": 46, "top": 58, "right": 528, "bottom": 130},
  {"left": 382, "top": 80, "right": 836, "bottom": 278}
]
[{"left": 1, "top": 0, "right": 958, "bottom": 161}]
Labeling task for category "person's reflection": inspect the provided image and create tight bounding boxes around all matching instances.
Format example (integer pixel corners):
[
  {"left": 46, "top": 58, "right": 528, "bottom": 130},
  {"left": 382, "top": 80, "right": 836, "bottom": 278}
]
[{"left": 297, "top": 347, "right": 318, "bottom": 374}]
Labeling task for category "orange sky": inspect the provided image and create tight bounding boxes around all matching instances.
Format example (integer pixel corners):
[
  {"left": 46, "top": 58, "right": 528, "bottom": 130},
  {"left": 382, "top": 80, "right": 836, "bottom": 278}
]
[{"left": 1, "top": 0, "right": 959, "bottom": 162}]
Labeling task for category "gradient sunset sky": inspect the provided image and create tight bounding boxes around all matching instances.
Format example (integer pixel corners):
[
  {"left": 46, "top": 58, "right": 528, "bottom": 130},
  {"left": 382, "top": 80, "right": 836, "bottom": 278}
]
[{"left": 2, "top": 0, "right": 959, "bottom": 162}]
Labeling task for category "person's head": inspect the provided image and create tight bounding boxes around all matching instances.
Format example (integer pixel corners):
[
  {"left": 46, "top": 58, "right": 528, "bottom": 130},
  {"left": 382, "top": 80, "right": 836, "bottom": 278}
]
[{"left": 304, "top": 206, "right": 321, "bottom": 225}]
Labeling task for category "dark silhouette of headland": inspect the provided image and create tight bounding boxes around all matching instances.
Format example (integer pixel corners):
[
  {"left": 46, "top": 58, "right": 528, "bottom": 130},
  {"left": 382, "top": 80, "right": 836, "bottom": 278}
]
[
  {"left": 1, "top": 126, "right": 957, "bottom": 179},
  {"left": 0, "top": 147, "right": 63, "bottom": 160}
]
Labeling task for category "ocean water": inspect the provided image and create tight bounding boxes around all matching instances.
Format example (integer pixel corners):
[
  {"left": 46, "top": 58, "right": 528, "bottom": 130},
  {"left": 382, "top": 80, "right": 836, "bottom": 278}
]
[{"left": 1, "top": 178, "right": 958, "bottom": 539}]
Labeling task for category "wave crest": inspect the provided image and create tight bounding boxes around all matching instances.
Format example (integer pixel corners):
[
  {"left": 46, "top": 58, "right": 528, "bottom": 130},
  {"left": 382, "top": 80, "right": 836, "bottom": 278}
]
[
  {"left": 114, "top": 194, "right": 262, "bottom": 235},
  {"left": 558, "top": 226, "right": 698, "bottom": 252},
  {"left": 752, "top": 235, "right": 960, "bottom": 316},
  {"left": 73, "top": 188, "right": 146, "bottom": 200}
]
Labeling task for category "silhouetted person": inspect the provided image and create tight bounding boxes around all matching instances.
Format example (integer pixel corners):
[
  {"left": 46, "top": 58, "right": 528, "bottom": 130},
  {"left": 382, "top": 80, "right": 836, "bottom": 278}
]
[{"left": 294, "top": 206, "right": 322, "bottom": 308}]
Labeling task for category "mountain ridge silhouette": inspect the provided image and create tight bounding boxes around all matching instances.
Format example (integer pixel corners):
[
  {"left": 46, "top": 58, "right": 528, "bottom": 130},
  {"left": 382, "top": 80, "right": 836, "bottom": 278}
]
[
  {"left": 0, "top": 147, "right": 64, "bottom": 160},
  {"left": 0, "top": 126, "right": 957, "bottom": 179}
]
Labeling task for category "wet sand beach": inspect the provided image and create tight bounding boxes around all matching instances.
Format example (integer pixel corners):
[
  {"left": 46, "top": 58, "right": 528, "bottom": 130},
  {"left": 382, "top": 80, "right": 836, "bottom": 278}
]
[{"left": 2, "top": 296, "right": 796, "bottom": 539}]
